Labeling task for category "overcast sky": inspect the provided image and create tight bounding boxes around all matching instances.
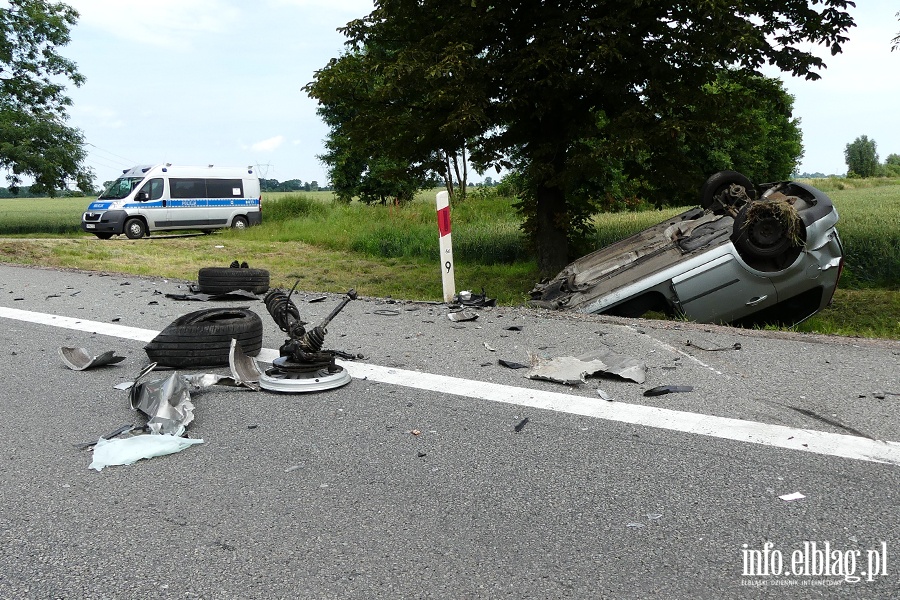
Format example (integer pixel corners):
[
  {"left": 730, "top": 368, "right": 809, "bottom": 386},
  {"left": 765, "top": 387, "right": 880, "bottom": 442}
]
[{"left": 60, "top": 1, "right": 900, "bottom": 186}]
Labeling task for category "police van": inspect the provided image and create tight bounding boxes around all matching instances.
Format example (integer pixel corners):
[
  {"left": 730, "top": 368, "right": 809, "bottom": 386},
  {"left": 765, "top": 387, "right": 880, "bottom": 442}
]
[{"left": 81, "top": 164, "right": 262, "bottom": 239}]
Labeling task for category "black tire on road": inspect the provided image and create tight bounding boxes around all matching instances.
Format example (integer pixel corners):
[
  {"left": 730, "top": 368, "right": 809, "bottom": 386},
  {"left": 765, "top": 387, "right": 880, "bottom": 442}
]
[
  {"left": 700, "top": 170, "right": 754, "bottom": 210},
  {"left": 144, "top": 307, "right": 263, "bottom": 368},
  {"left": 197, "top": 266, "right": 270, "bottom": 294},
  {"left": 124, "top": 218, "right": 147, "bottom": 239}
]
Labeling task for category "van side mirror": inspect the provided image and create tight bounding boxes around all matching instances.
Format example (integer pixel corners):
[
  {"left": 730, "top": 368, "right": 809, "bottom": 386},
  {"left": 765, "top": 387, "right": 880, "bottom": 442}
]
[{"left": 136, "top": 191, "right": 149, "bottom": 201}]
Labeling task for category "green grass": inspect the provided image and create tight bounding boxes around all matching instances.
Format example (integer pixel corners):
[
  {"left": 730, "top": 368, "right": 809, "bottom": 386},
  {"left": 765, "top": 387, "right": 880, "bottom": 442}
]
[{"left": 0, "top": 181, "right": 897, "bottom": 338}]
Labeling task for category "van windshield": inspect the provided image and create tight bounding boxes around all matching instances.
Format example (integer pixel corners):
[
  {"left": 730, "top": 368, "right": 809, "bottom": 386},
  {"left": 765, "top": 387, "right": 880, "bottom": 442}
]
[{"left": 99, "top": 177, "right": 145, "bottom": 200}]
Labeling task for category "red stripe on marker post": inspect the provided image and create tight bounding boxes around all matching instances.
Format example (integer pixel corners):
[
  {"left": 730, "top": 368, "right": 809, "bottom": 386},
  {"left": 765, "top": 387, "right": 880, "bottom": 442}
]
[{"left": 437, "top": 206, "right": 451, "bottom": 237}]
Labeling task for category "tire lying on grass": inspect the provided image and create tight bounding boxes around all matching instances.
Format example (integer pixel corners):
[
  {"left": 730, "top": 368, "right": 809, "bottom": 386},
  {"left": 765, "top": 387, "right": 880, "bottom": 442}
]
[
  {"left": 144, "top": 307, "right": 263, "bottom": 368},
  {"left": 197, "top": 265, "right": 270, "bottom": 294}
]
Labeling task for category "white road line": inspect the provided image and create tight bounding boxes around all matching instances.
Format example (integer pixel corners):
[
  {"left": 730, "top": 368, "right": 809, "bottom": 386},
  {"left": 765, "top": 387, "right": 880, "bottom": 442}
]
[{"left": 3, "top": 305, "right": 899, "bottom": 466}]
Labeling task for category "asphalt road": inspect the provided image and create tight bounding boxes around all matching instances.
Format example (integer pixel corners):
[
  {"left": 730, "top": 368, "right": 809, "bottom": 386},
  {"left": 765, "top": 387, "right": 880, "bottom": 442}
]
[{"left": 1, "top": 263, "right": 898, "bottom": 599}]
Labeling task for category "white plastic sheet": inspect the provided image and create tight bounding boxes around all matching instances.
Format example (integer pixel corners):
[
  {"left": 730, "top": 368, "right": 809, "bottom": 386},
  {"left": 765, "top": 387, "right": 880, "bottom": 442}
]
[{"left": 89, "top": 434, "right": 204, "bottom": 471}]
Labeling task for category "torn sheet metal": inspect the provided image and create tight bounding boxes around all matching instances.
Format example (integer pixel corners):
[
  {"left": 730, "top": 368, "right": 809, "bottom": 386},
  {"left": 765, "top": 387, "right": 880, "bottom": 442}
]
[
  {"left": 229, "top": 338, "right": 262, "bottom": 388},
  {"left": 89, "top": 434, "right": 204, "bottom": 471},
  {"left": 59, "top": 347, "right": 125, "bottom": 371},
  {"left": 526, "top": 347, "right": 646, "bottom": 385},
  {"left": 129, "top": 366, "right": 196, "bottom": 436}
]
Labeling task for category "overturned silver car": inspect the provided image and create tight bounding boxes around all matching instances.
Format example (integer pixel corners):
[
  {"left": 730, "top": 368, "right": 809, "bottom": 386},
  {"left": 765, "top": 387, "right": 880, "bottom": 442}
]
[{"left": 530, "top": 171, "right": 844, "bottom": 327}]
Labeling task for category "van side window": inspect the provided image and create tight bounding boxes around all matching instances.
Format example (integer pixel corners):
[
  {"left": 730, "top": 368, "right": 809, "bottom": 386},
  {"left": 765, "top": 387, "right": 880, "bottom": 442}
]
[
  {"left": 138, "top": 178, "right": 164, "bottom": 200},
  {"left": 170, "top": 178, "right": 206, "bottom": 199},
  {"left": 206, "top": 179, "right": 243, "bottom": 198}
]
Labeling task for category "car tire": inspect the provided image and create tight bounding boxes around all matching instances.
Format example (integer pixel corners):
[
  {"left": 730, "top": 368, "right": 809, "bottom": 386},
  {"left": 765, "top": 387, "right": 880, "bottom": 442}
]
[
  {"left": 232, "top": 215, "right": 249, "bottom": 230},
  {"left": 94, "top": 233, "right": 113, "bottom": 240},
  {"left": 197, "top": 266, "right": 270, "bottom": 294},
  {"left": 732, "top": 204, "right": 795, "bottom": 258},
  {"left": 123, "top": 218, "right": 147, "bottom": 239},
  {"left": 144, "top": 307, "right": 263, "bottom": 368},
  {"left": 700, "top": 170, "right": 754, "bottom": 210}
]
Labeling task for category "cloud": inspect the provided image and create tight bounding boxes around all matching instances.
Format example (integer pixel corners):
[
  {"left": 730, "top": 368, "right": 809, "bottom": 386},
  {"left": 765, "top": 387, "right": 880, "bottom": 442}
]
[
  {"left": 251, "top": 135, "right": 286, "bottom": 152},
  {"left": 67, "top": 0, "right": 240, "bottom": 49}
]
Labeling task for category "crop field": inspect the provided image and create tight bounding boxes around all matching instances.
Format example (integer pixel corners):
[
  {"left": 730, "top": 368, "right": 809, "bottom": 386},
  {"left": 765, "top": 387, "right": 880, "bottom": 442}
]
[{"left": 0, "top": 180, "right": 897, "bottom": 338}]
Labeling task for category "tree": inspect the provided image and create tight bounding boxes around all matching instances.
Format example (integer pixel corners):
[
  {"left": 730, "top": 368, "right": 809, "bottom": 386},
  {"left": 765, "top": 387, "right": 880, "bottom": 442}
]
[
  {"left": 0, "top": 0, "right": 93, "bottom": 195},
  {"left": 844, "top": 136, "right": 880, "bottom": 178},
  {"left": 309, "top": 1, "right": 855, "bottom": 274},
  {"left": 893, "top": 11, "right": 899, "bottom": 51}
]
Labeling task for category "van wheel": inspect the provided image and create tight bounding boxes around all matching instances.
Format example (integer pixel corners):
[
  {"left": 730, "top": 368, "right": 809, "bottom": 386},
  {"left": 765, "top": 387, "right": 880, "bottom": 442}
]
[
  {"left": 232, "top": 216, "right": 249, "bottom": 230},
  {"left": 197, "top": 266, "right": 270, "bottom": 294},
  {"left": 144, "top": 307, "right": 263, "bottom": 368},
  {"left": 94, "top": 233, "right": 113, "bottom": 240},
  {"left": 123, "top": 218, "right": 147, "bottom": 239}
]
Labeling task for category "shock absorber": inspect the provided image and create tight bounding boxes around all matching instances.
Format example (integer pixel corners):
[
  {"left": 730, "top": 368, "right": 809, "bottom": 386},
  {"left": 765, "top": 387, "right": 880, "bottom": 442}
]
[{"left": 298, "top": 289, "right": 357, "bottom": 352}]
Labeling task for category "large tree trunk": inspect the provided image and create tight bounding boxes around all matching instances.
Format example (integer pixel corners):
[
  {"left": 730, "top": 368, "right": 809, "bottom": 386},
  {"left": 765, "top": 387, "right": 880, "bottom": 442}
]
[{"left": 534, "top": 183, "right": 569, "bottom": 277}]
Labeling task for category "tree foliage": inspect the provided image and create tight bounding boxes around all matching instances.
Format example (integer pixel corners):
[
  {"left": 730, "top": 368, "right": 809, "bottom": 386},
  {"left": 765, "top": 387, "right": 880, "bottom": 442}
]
[
  {"left": 844, "top": 135, "right": 880, "bottom": 178},
  {"left": 308, "top": 0, "right": 855, "bottom": 274},
  {"left": 0, "top": 0, "right": 92, "bottom": 195}
]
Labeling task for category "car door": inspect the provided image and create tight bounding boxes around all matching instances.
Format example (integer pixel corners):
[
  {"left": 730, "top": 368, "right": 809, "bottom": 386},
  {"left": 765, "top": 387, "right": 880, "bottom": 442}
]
[
  {"left": 671, "top": 253, "right": 777, "bottom": 324},
  {"left": 134, "top": 177, "right": 166, "bottom": 228}
]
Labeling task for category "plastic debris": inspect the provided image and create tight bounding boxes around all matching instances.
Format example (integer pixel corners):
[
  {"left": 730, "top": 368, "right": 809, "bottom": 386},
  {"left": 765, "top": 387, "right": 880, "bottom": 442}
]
[
  {"left": 58, "top": 347, "right": 126, "bottom": 371},
  {"left": 685, "top": 340, "right": 742, "bottom": 351},
  {"left": 514, "top": 417, "right": 529, "bottom": 432},
  {"left": 779, "top": 492, "right": 806, "bottom": 502},
  {"left": 597, "top": 389, "right": 613, "bottom": 402},
  {"left": 498, "top": 359, "right": 528, "bottom": 370},
  {"left": 526, "top": 347, "right": 646, "bottom": 385},
  {"left": 483, "top": 342, "right": 496, "bottom": 352},
  {"left": 452, "top": 288, "right": 496, "bottom": 307},
  {"left": 447, "top": 311, "right": 479, "bottom": 322},
  {"left": 169, "top": 289, "right": 260, "bottom": 301},
  {"left": 644, "top": 385, "right": 694, "bottom": 396},
  {"left": 89, "top": 434, "right": 203, "bottom": 471}
]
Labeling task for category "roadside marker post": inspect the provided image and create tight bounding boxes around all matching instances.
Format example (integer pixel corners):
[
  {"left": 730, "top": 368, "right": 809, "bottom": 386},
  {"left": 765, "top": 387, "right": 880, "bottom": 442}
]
[{"left": 436, "top": 191, "right": 456, "bottom": 303}]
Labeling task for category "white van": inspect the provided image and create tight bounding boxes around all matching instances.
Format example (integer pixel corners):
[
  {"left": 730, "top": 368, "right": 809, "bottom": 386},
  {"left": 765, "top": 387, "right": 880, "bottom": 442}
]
[{"left": 82, "top": 164, "right": 262, "bottom": 239}]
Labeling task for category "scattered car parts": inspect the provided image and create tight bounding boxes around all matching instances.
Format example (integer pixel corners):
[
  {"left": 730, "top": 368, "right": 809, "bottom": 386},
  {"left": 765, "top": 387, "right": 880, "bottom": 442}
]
[
  {"left": 196, "top": 262, "right": 270, "bottom": 295},
  {"left": 144, "top": 307, "right": 263, "bottom": 368},
  {"left": 59, "top": 347, "right": 125, "bottom": 371},
  {"left": 529, "top": 171, "right": 844, "bottom": 327},
  {"left": 644, "top": 385, "right": 694, "bottom": 397},
  {"left": 526, "top": 347, "right": 646, "bottom": 385},
  {"left": 258, "top": 286, "right": 356, "bottom": 393}
]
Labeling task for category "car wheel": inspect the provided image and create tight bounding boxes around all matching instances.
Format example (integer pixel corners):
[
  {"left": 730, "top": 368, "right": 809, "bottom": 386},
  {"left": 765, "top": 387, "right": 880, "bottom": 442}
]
[
  {"left": 94, "top": 233, "right": 113, "bottom": 240},
  {"left": 123, "top": 218, "right": 147, "bottom": 239},
  {"left": 144, "top": 307, "right": 263, "bottom": 368},
  {"left": 232, "top": 216, "right": 249, "bottom": 230},
  {"left": 197, "top": 265, "right": 270, "bottom": 294},
  {"left": 700, "top": 170, "right": 755, "bottom": 210},
  {"left": 732, "top": 203, "right": 796, "bottom": 258}
]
